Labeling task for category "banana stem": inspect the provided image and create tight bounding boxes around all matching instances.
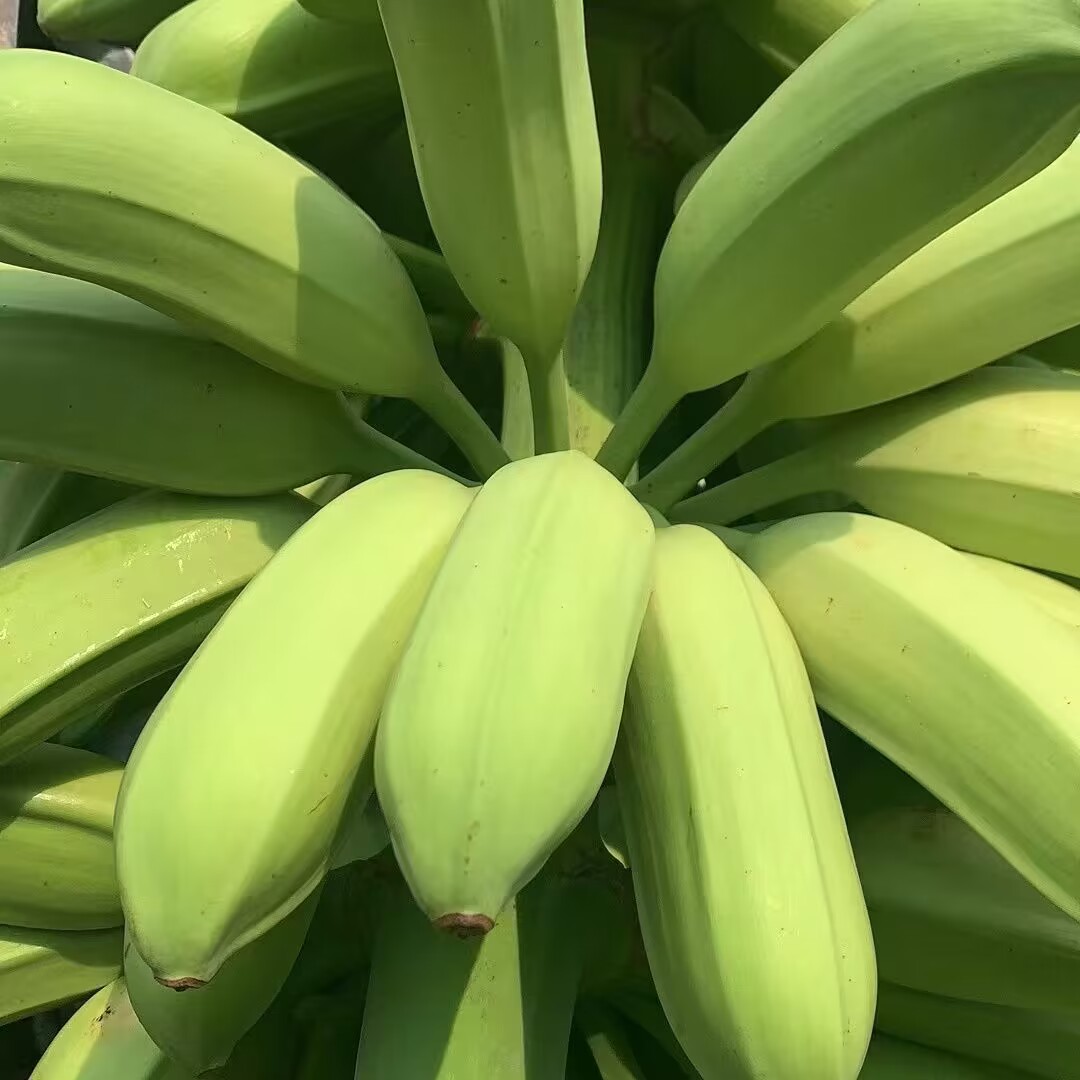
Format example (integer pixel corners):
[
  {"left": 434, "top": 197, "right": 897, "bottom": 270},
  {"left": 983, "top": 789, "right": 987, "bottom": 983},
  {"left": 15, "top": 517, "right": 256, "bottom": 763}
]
[
  {"left": 669, "top": 447, "right": 834, "bottom": 525},
  {"left": 629, "top": 374, "right": 772, "bottom": 511},
  {"left": 528, "top": 350, "right": 573, "bottom": 455},
  {"left": 416, "top": 371, "right": 511, "bottom": 480},
  {"left": 594, "top": 362, "right": 680, "bottom": 482}
]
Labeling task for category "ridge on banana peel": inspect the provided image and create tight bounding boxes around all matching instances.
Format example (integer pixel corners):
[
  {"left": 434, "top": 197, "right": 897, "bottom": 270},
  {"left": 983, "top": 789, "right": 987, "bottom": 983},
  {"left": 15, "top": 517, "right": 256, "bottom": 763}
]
[
  {"left": 37, "top": 0, "right": 188, "bottom": 44},
  {"left": 616, "top": 524, "right": 874, "bottom": 1080},
  {"left": 376, "top": 451, "right": 654, "bottom": 933},
  {"left": 0, "top": 490, "right": 312, "bottom": 762},
  {"left": 0, "top": 743, "right": 121, "bottom": 930},
  {"left": 0, "top": 924, "right": 122, "bottom": 1025},
  {"left": 377, "top": 0, "right": 603, "bottom": 451},
  {"left": 677, "top": 366, "right": 1080, "bottom": 578},
  {"left": 116, "top": 471, "right": 474, "bottom": 985},
  {"left": 720, "top": 512, "right": 1080, "bottom": 923},
  {"left": 132, "top": 0, "right": 400, "bottom": 141},
  {"left": 596, "top": 0, "right": 1080, "bottom": 478},
  {"left": 0, "top": 51, "right": 507, "bottom": 479},
  {"left": 637, "top": 131, "right": 1080, "bottom": 509},
  {"left": 0, "top": 264, "right": 400, "bottom": 496}
]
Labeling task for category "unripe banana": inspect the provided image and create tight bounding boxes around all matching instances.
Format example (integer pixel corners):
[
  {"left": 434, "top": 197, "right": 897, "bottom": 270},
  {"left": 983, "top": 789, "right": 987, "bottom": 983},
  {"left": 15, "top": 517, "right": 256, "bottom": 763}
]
[
  {"left": 376, "top": 0, "right": 603, "bottom": 451},
  {"left": 616, "top": 525, "right": 874, "bottom": 1080},
  {"left": 860, "top": 1035, "right": 1041, "bottom": 1080},
  {"left": 677, "top": 366, "right": 1080, "bottom": 578},
  {"left": 116, "top": 471, "right": 474, "bottom": 984},
  {"left": 596, "top": 0, "right": 1080, "bottom": 478},
  {"left": 133, "top": 0, "right": 399, "bottom": 140},
  {"left": 0, "top": 490, "right": 311, "bottom": 761},
  {"left": 962, "top": 555, "right": 1080, "bottom": 632},
  {"left": 37, "top": 0, "right": 187, "bottom": 44},
  {"left": 0, "top": 50, "right": 507, "bottom": 478},
  {"left": 1028, "top": 323, "right": 1080, "bottom": 369},
  {"left": 0, "top": 743, "right": 120, "bottom": 930},
  {"left": 297, "top": 0, "right": 374, "bottom": 21},
  {"left": 721, "top": 511, "right": 1080, "bottom": 922},
  {"left": 29, "top": 979, "right": 184, "bottom": 1080},
  {"left": 0, "top": 925, "right": 122, "bottom": 1024},
  {"left": 377, "top": 452, "right": 654, "bottom": 931}
]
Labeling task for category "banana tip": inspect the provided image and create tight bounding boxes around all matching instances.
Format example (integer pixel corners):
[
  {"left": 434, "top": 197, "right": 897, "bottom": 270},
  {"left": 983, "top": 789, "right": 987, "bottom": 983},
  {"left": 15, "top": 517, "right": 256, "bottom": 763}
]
[
  {"left": 433, "top": 912, "right": 494, "bottom": 938},
  {"left": 155, "top": 975, "right": 207, "bottom": 992}
]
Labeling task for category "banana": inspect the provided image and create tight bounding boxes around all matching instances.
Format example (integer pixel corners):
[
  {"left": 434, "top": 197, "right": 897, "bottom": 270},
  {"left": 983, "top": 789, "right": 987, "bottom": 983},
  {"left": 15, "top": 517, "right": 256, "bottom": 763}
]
[
  {"left": 636, "top": 131, "right": 1080, "bottom": 509},
  {"left": 717, "top": 511, "right": 1080, "bottom": 923},
  {"left": 851, "top": 798, "right": 1080, "bottom": 1014},
  {"left": 132, "top": 0, "right": 400, "bottom": 141},
  {"left": 594, "top": 0, "right": 1080, "bottom": 479},
  {"left": 676, "top": 366, "right": 1080, "bottom": 578},
  {"left": 576, "top": 999, "right": 650, "bottom": 1080},
  {"left": 377, "top": 452, "right": 654, "bottom": 931},
  {"left": 116, "top": 471, "right": 474, "bottom": 985},
  {"left": 0, "top": 490, "right": 311, "bottom": 762},
  {"left": 293, "top": 980, "right": 367, "bottom": 1080},
  {"left": 0, "top": 925, "right": 122, "bottom": 1024},
  {"left": 962, "top": 555, "right": 1080, "bottom": 632},
  {"left": 1028, "top": 323, "right": 1080, "bottom": 369},
  {"left": 719, "top": 0, "right": 871, "bottom": 73},
  {"left": 124, "top": 889, "right": 319, "bottom": 1074},
  {"left": 860, "top": 1035, "right": 1042, "bottom": 1080},
  {"left": 296, "top": 0, "right": 372, "bottom": 21},
  {"left": 875, "top": 984, "right": 1080, "bottom": 1080},
  {"left": 29, "top": 979, "right": 184, "bottom": 1080},
  {"left": 616, "top": 524, "right": 874, "bottom": 1080},
  {"left": 37, "top": 0, "right": 187, "bottom": 44},
  {"left": 0, "top": 50, "right": 507, "bottom": 478},
  {"left": 376, "top": 0, "right": 603, "bottom": 451},
  {"left": 0, "top": 743, "right": 121, "bottom": 930}
]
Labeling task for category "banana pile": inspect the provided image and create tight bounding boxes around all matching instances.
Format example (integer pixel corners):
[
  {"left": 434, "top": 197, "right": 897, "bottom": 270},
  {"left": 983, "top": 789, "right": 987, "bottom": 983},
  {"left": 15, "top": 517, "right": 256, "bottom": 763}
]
[{"left": 1, "top": 0, "right": 1080, "bottom": 1076}]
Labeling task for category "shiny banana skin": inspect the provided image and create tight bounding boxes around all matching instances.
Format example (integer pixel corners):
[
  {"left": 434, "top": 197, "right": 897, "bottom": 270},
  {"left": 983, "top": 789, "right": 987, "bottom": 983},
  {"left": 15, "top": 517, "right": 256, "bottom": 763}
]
[
  {"left": 849, "top": 800, "right": 1080, "bottom": 1014},
  {"left": 962, "top": 555, "right": 1080, "bottom": 631},
  {"left": 860, "top": 1035, "right": 1041, "bottom": 1080},
  {"left": 377, "top": 0, "right": 603, "bottom": 450},
  {"left": 722, "top": 511, "right": 1080, "bottom": 922},
  {"left": 676, "top": 366, "right": 1080, "bottom": 578},
  {"left": 0, "top": 264, "right": 384, "bottom": 496},
  {"left": 596, "top": 0, "right": 1080, "bottom": 478},
  {"left": 0, "top": 52, "right": 507, "bottom": 478},
  {"left": 29, "top": 979, "right": 185, "bottom": 1080},
  {"left": 0, "top": 490, "right": 312, "bottom": 762},
  {"left": 0, "top": 743, "right": 121, "bottom": 930},
  {"left": 116, "top": 471, "right": 474, "bottom": 984},
  {"left": 0, "top": 925, "right": 122, "bottom": 1024},
  {"left": 377, "top": 452, "right": 654, "bottom": 931},
  {"left": 616, "top": 525, "right": 874, "bottom": 1080},
  {"left": 876, "top": 984, "right": 1080, "bottom": 1080},
  {"left": 133, "top": 0, "right": 400, "bottom": 141},
  {"left": 36, "top": 0, "right": 187, "bottom": 44}
]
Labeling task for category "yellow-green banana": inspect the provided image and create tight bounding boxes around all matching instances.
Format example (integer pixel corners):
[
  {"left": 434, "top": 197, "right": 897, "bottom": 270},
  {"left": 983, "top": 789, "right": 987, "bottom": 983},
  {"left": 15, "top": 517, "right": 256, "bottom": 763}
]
[
  {"left": 116, "top": 471, "right": 474, "bottom": 984},
  {"left": 595, "top": 0, "right": 1080, "bottom": 479},
  {"left": 962, "top": 555, "right": 1080, "bottom": 632},
  {"left": 0, "top": 925, "right": 122, "bottom": 1024},
  {"left": 132, "top": 0, "right": 399, "bottom": 140},
  {"left": 296, "top": 0, "right": 373, "bottom": 21},
  {"left": 37, "top": 0, "right": 187, "bottom": 44},
  {"left": 616, "top": 524, "right": 874, "bottom": 1080},
  {"left": 0, "top": 50, "right": 507, "bottom": 478},
  {"left": 677, "top": 366, "right": 1080, "bottom": 578},
  {"left": 720, "top": 512, "right": 1080, "bottom": 922},
  {"left": 0, "top": 490, "right": 311, "bottom": 761},
  {"left": 377, "top": 452, "right": 654, "bottom": 932},
  {"left": 29, "top": 979, "right": 184, "bottom": 1080},
  {"left": 376, "top": 0, "right": 603, "bottom": 451},
  {"left": 860, "top": 1035, "right": 1041, "bottom": 1080},
  {"left": 0, "top": 744, "right": 120, "bottom": 930}
]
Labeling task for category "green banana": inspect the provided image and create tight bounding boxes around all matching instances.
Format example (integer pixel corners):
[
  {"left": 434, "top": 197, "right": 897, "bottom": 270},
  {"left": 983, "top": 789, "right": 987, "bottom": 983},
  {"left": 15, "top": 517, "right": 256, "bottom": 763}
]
[
  {"left": 0, "top": 50, "right": 507, "bottom": 478},
  {"left": 616, "top": 524, "right": 874, "bottom": 1080},
  {"left": 376, "top": 0, "right": 603, "bottom": 451},
  {"left": 594, "top": 0, "right": 1080, "bottom": 479},
  {"left": 875, "top": 984, "right": 1080, "bottom": 1080},
  {"left": 0, "top": 744, "right": 120, "bottom": 930},
  {"left": 636, "top": 131, "right": 1080, "bottom": 508},
  {"left": 849, "top": 800, "right": 1080, "bottom": 1014},
  {"left": 377, "top": 452, "right": 654, "bottom": 931},
  {"left": 719, "top": 511, "right": 1080, "bottom": 922},
  {"left": 293, "top": 980, "right": 367, "bottom": 1080},
  {"left": 962, "top": 555, "right": 1080, "bottom": 631},
  {"left": 576, "top": 999, "right": 650, "bottom": 1080},
  {"left": 296, "top": 0, "right": 372, "bottom": 21},
  {"left": 116, "top": 471, "right": 474, "bottom": 984},
  {"left": 1027, "top": 323, "right": 1080, "bottom": 369},
  {"left": 28, "top": 979, "right": 184, "bottom": 1080},
  {"left": 132, "top": 0, "right": 400, "bottom": 141},
  {"left": 37, "top": 0, "right": 187, "bottom": 44},
  {"left": 124, "top": 889, "right": 319, "bottom": 1074},
  {"left": 676, "top": 366, "right": 1080, "bottom": 578},
  {"left": 0, "top": 490, "right": 311, "bottom": 762},
  {"left": 0, "top": 925, "right": 122, "bottom": 1024},
  {"left": 860, "top": 1035, "right": 1042, "bottom": 1080}
]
